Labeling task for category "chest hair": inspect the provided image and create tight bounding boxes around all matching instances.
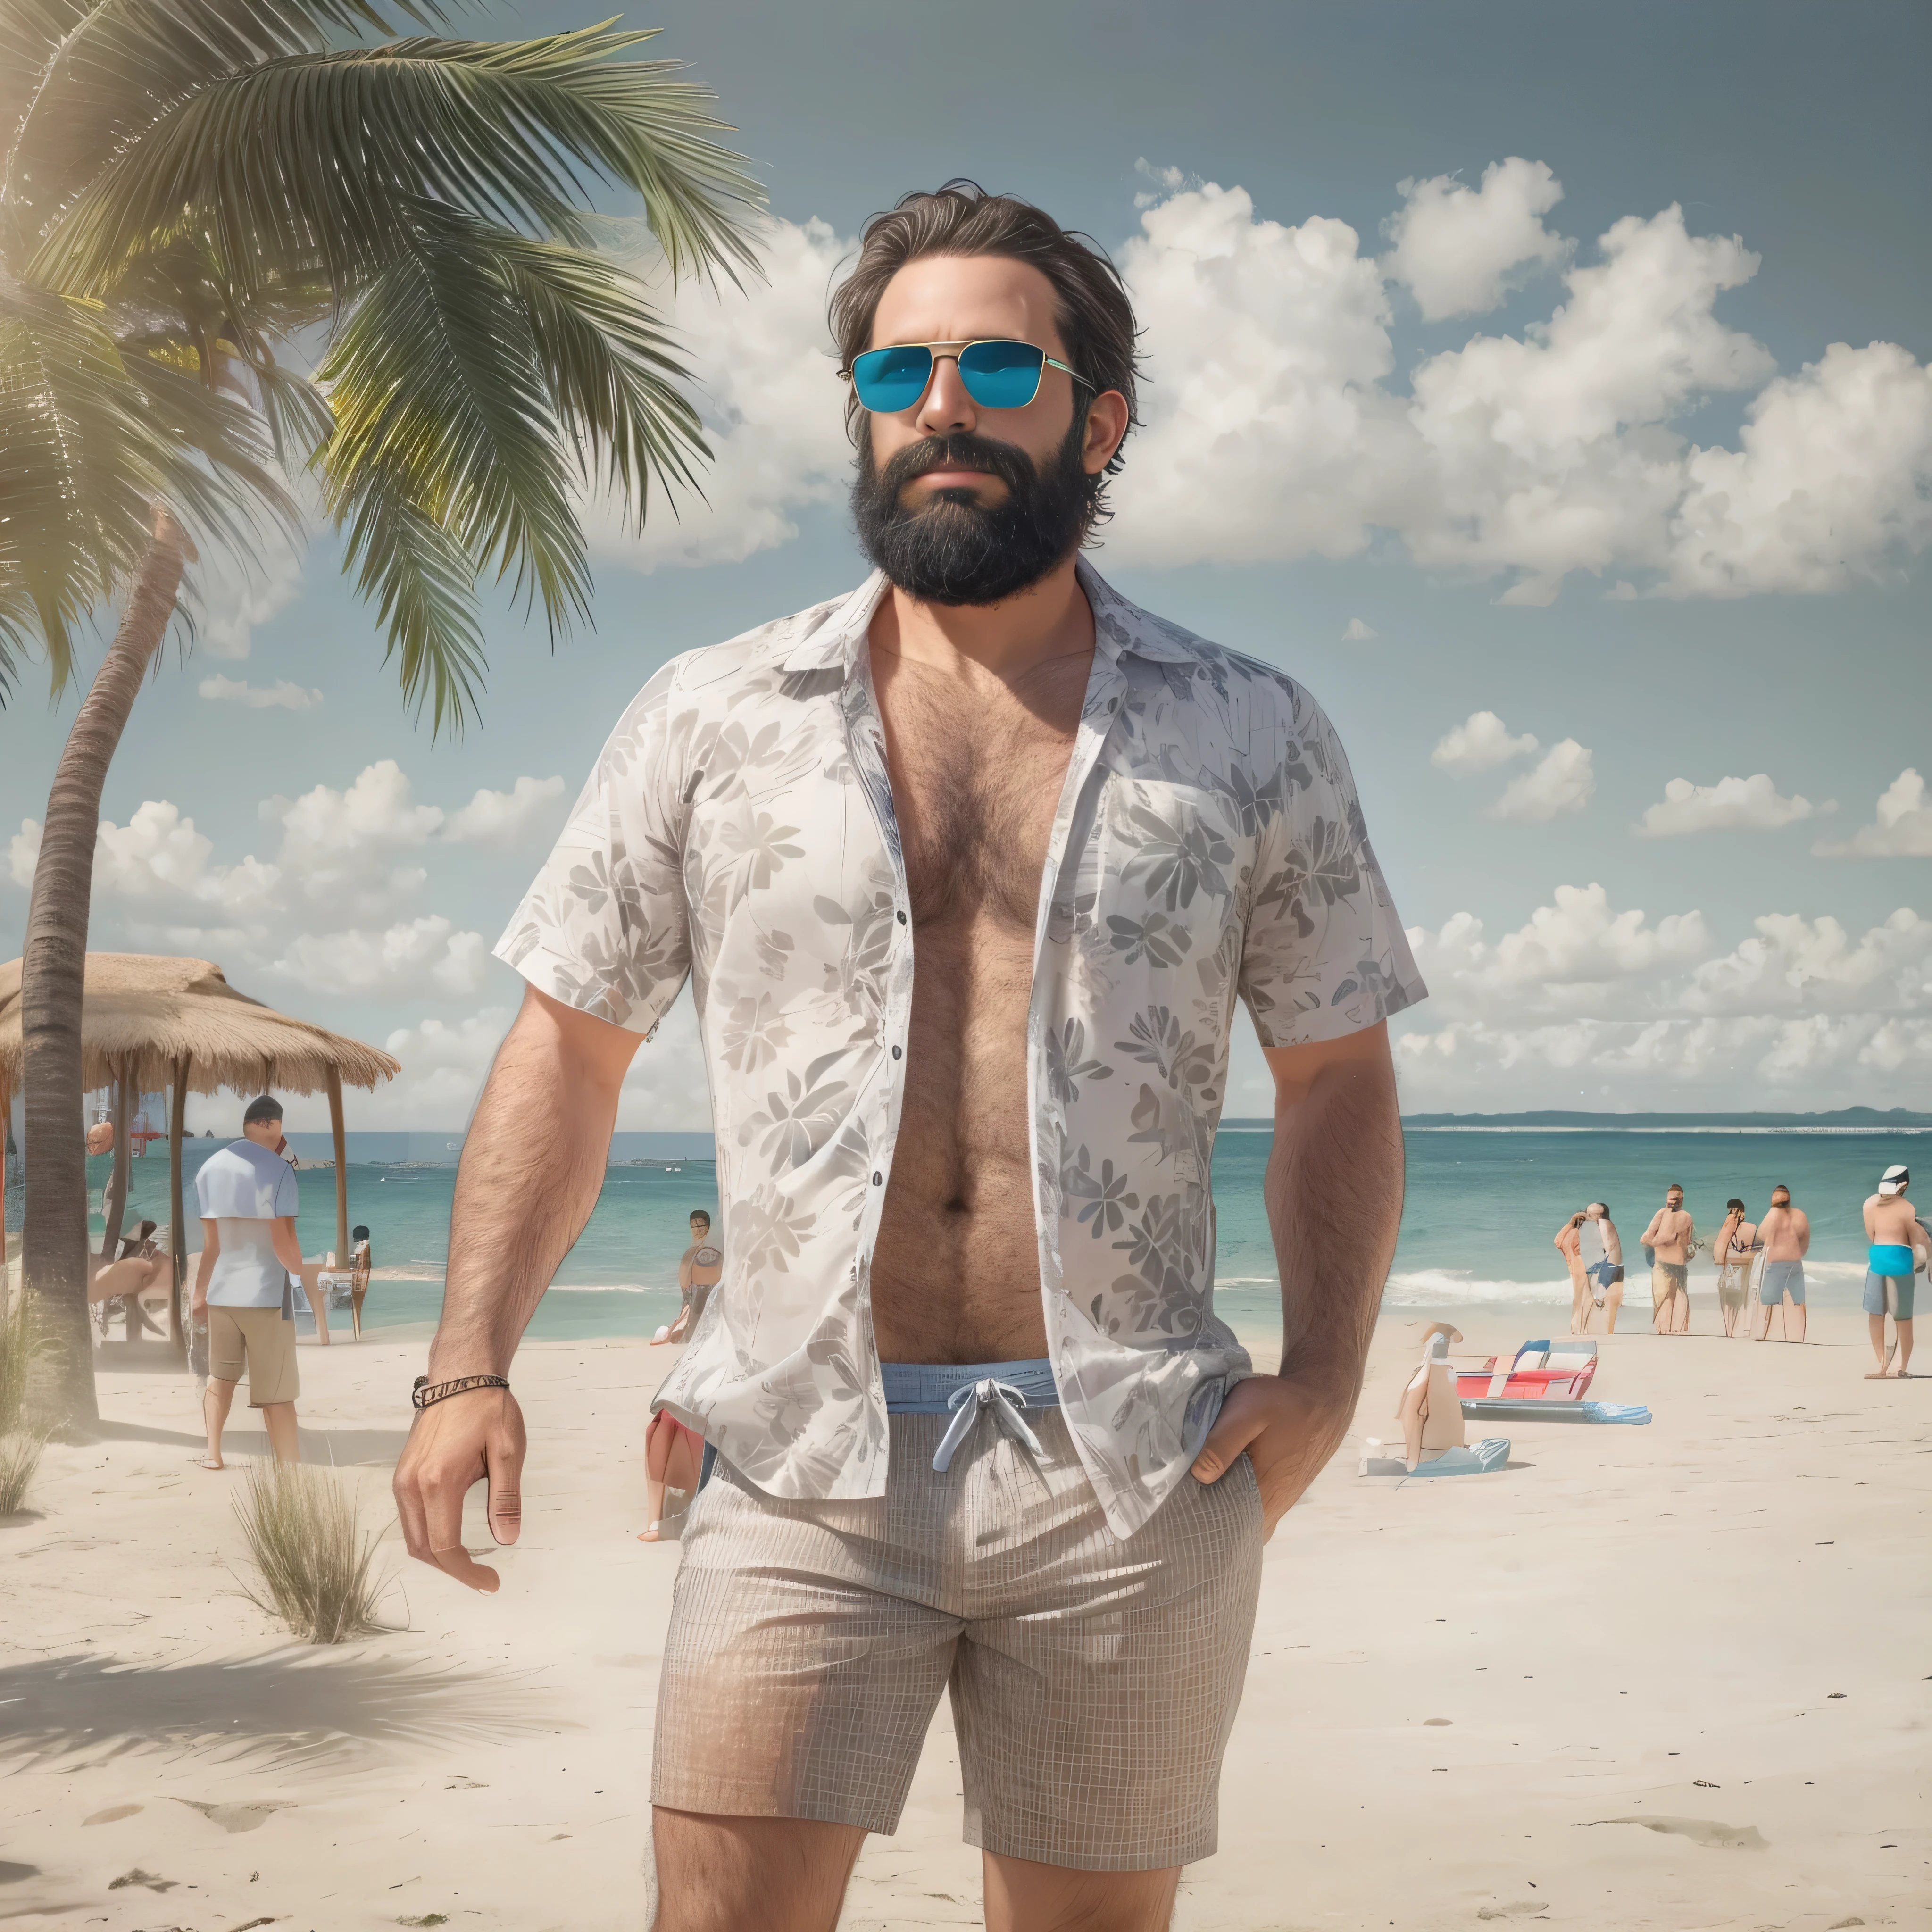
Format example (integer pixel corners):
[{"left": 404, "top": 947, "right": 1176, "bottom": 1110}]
[{"left": 878, "top": 660, "right": 1086, "bottom": 933}]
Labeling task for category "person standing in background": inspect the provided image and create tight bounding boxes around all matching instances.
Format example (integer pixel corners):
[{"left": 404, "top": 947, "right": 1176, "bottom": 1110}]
[
  {"left": 1581, "top": 1202, "right": 1624, "bottom": 1333},
  {"left": 1754, "top": 1183, "right": 1809, "bottom": 1345},
  {"left": 1861, "top": 1165, "right": 1924, "bottom": 1379},
  {"left": 1641, "top": 1184, "right": 1695, "bottom": 1336},
  {"left": 1556, "top": 1210, "right": 1589, "bottom": 1335},
  {"left": 192, "top": 1096, "right": 317, "bottom": 1468},
  {"left": 1714, "top": 1198, "right": 1759, "bottom": 1339}
]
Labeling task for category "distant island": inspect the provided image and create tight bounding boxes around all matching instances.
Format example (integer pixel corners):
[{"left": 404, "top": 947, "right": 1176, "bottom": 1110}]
[{"left": 1219, "top": 1106, "right": 1932, "bottom": 1133}]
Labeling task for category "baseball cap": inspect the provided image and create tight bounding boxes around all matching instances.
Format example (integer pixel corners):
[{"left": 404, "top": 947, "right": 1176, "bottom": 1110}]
[{"left": 1878, "top": 1163, "right": 1909, "bottom": 1196}]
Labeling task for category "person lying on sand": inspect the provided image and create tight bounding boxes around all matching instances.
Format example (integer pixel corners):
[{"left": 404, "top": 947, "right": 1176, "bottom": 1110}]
[
  {"left": 1862, "top": 1165, "right": 1925, "bottom": 1379},
  {"left": 1755, "top": 1184, "right": 1810, "bottom": 1345}
]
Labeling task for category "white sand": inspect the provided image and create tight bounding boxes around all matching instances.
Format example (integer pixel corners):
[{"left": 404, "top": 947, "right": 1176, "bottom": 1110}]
[{"left": 1, "top": 1307, "right": 1926, "bottom": 1929}]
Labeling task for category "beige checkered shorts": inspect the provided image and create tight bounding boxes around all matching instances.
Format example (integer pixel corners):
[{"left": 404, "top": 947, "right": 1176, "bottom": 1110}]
[{"left": 651, "top": 1406, "right": 1262, "bottom": 1871}]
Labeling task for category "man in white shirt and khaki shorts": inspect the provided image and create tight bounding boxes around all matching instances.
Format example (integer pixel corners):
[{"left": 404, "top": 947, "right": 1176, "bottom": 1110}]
[{"left": 192, "top": 1095, "right": 315, "bottom": 1468}]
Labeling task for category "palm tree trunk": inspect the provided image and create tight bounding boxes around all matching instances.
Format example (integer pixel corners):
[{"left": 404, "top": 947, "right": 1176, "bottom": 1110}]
[{"left": 21, "top": 510, "right": 189, "bottom": 1428}]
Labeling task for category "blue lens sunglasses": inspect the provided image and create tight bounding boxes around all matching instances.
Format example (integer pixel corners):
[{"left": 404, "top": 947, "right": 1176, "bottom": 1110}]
[{"left": 843, "top": 338, "right": 1095, "bottom": 414}]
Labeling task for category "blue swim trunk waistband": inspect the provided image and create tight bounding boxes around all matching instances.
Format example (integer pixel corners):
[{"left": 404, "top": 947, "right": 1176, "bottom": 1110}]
[
  {"left": 880, "top": 1359, "right": 1059, "bottom": 1413},
  {"left": 1868, "top": 1243, "right": 1915, "bottom": 1276}
]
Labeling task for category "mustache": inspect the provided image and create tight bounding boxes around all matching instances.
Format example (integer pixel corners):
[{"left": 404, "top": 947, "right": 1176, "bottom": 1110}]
[{"left": 874, "top": 432, "right": 1040, "bottom": 501}]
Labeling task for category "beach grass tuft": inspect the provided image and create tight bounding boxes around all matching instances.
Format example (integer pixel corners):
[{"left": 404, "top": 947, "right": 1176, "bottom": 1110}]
[
  {"left": 0, "top": 1428, "right": 44, "bottom": 1515},
  {"left": 234, "top": 1461, "right": 385, "bottom": 1644}
]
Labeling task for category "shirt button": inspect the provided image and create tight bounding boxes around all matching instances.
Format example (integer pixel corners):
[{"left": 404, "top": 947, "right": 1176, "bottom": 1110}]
[
  {"left": 873, "top": 1171, "right": 883, "bottom": 1186},
  {"left": 891, "top": 1045, "right": 902, "bottom": 1059}
]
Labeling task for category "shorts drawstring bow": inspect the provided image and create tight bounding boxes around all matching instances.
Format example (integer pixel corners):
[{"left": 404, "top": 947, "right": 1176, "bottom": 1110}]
[{"left": 931, "top": 1377, "right": 1044, "bottom": 1473}]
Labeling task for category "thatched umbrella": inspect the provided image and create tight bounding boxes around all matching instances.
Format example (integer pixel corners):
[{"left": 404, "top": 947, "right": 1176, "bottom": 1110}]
[{"left": 0, "top": 954, "right": 399, "bottom": 1353}]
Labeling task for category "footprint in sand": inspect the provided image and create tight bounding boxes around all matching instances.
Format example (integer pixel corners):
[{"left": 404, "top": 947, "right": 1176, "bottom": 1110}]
[
  {"left": 82, "top": 1804, "right": 143, "bottom": 1826},
  {"left": 1585, "top": 1816, "right": 1767, "bottom": 1849},
  {"left": 1477, "top": 1906, "right": 1549, "bottom": 1922},
  {"left": 172, "top": 1798, "right": 294, "bottom": 1834}
]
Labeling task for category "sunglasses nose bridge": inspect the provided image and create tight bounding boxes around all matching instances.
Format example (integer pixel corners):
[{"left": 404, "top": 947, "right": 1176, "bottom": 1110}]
[{"left": 916, "top": 350, "right": 978, "bottom": 428}]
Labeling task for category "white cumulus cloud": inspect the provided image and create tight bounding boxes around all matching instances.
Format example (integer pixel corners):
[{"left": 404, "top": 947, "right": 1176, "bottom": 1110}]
[
  {"left": 1815, "top": 768, "right": 1932, "bottom": 858},
  {"left": 1382, "top": 156, "right": 1570, "bottom": 321},
  {"left": 1490, "top": 740, "right": 1595, "bottom": 822},
  {"left": 199, "top": 674, "right": 323, "bottom": 710},
  {"left": 1634, "top": 773, "right": 1822, "bottom": 837},
  {"left": 1431, "top": 709, "right": 1540, "bottom": 774},
  {"left": 585, "top": 216, "right": 856, "bottom": 573},
  {"left": 263, "top": 760, "right": 443, "bottom": 912},
  {"left": 192, "top": 541, "right": 305, "bottom": 661},
  {"left": 272, "top": 916, "right": 490, "bottom": 999},
  {"left": 444, "top": 775, "right": 566, "bottom": 849}
]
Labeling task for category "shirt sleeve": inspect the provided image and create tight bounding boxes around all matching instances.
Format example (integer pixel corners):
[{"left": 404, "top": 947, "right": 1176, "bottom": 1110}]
[
  {"left": 1239, "top": 683, "right": 1428, "bottom": 1049},
  {"left": 493, "top": 658, "right": 693, "bottom": 1035}
]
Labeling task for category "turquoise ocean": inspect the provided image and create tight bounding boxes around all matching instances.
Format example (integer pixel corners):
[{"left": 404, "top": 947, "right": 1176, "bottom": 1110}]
[{"left": 36, "top": 1123, "right": 1922, "bottom": 1346}]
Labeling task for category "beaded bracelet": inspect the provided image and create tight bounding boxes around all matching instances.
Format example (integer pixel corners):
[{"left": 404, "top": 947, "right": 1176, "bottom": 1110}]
[{"left": 411, "top": 1373, "right": 510, "bottom": 1411}]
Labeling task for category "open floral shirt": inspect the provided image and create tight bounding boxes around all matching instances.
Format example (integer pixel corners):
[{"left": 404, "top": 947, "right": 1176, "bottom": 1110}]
[{"left": 497, "top": 561, "right": 1426, "bottom": 1538}]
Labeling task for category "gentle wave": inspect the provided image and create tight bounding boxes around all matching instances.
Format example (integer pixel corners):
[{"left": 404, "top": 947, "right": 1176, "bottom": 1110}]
[{"left": 1384, "top": 1268, "right": 1572, "bottom": 1307}]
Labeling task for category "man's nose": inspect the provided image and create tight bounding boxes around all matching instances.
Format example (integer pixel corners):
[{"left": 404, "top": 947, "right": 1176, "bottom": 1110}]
[{"left": 914, "top": 354, "right": 977, "bottom": 436}]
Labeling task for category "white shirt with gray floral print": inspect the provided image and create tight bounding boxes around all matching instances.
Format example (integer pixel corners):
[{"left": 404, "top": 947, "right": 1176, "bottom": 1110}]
[{"left": 497, "top": 560, "right": 1426, "bottom": 1538}]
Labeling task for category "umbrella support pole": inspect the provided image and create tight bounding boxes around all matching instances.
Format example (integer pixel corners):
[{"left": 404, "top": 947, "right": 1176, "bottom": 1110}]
[{"left": 168, "top": 1059, "right": 188, "bottom": 1358}]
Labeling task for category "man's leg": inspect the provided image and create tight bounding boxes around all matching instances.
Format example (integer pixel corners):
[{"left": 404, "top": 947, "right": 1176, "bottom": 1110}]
[
  {"left": 1603, "top": 1280, "right": 1623, "bottom": 1333},
  {"left": 260, "top": 1401, "right": 300, "bottom": 1462},
  {"left": 1892, "top": 1316, "right": 1912, "bottom": 1375},
  {"left": 201, "top": 1377, "right": 238, "bottom": 1467},
  {"left": 984, "top": 1853, "right": 1180, "bottom": 1932},
  {"left": 1671, "top": 1280, "right": 1690, "bottom": 1334},
  {"left": 650, "top": 1810, "right": 863, "bottom": 1932},
  {"left": 1866, "top": 1312, "right": 1890, "bottom": 1375},
  {"left": 1786, "top": 1293, "right": 1807, "bottom": 1346}
]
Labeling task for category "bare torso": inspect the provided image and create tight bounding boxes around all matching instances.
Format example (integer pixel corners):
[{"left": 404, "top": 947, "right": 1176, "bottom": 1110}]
[
  {"left": 1864, "top": 1194, "right": 1925, "bottom": 1254},
  {"left": 865, "top": 630, "right": 1092, "bottom": 1364},
  {"left": 1593, "top": 1215, "right": 1623, "bottom": 1265},
  {"left": 1760, "top": 1204, "right": 1809, "bottom": 1262},
  {"left": 1645, "top": 1206, "right": 1694, "bottom": 1264},
  {"left": 1719, "top": 1213, "right": 1759, "bottom": 1261}
]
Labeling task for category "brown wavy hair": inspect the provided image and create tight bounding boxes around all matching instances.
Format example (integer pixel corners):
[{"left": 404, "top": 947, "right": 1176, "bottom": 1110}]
[{"left": 829, "top": 181, "right": 1141, "bottom": 527}]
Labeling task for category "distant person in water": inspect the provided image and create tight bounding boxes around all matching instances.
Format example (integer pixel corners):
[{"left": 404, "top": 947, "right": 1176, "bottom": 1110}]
[
  {"left": 1714, "top": 1198, "right": 1759, "bottom": 1339},
  {"left": 192, "top": 1095, "right": 319, "bottom": 1469},
  {"left": 1862, "top": 1165, "right": 1925, "bottom": 1378},
  {"left": 639, "top": 1211, "right": 724, "bottom": 1541},
  {"left": 1582, "top": 1201, "right": 1624, "bottom": 1332},
  {"left": 1642, "top": 1184, "right": 1695, "bottom": 1335},
  {"left": 1754, "top": 1183, "right": 1809, "bottom": 1344},
  {"left": 1556, "top": 1210, "right": 1589, "bottom": 1334}
]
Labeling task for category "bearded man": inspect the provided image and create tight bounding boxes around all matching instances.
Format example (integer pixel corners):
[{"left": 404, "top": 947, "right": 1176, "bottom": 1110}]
[{"left": 395, "top": 182, "right": 1426, "bottom": 1932}]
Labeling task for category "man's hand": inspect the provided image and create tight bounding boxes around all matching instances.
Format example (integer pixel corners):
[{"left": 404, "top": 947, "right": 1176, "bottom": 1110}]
[
  {"left": 393, "top": 1388, "right": 528, "bottom": 1593},
  {"left": 190, "top": 1288, "right": 207, "bottom": 1319},
  {"left": 1190, "top": 1373, "right": 1354, "bottom": 1541}
]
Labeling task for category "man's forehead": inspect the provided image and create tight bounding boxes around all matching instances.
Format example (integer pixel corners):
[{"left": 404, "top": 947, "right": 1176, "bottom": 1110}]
[{"left": 870, "top": 253, "right": 1066, "bottom": 350}]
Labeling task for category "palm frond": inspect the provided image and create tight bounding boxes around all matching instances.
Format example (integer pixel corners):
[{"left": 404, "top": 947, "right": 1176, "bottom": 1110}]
[
  {"left": 1, "top": 0, "right": 451, "bottom": 232},
  {"left": 33, "top": 27, "right": 763, "bottom": 303},
  {"left": 0, "top": 281, "right": 275, "bottom": 697},
  {"left": 319, "top": 201, "right": 709, "bottom": 657},
  {"left": 336, "top": 481, "right": 486, "bottom": 734}
]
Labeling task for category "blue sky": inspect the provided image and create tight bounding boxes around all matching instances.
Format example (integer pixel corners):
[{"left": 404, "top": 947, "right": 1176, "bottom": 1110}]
[{"left": 4, "top": 0, "right": 1929, "bottom": 1130}]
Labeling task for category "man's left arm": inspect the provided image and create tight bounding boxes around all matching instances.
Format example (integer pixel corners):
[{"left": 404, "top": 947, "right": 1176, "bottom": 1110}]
[{"left": 1190, "top": 1021, "right": 1403, "bottom": 1539}]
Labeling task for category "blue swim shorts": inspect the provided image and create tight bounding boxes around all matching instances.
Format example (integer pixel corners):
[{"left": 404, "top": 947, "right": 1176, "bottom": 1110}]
[
  {"left": 1760, "top": 1260, "right": 1806, "bottom": 1307},
  {"left": 1863, "top": 1269, "right": 1916, "bottom": 1321}
]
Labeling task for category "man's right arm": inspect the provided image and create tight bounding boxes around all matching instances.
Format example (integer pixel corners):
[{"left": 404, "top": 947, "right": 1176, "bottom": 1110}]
[
  {"left": 1641, "top": 1210, "right": 1665, "bottom": 1244},
  {"left": 192, "top": 1220, "right": 218, "bottom": 1315},
  {"left": 393, "top": 984, "right": 643, "bottom": 1591}
]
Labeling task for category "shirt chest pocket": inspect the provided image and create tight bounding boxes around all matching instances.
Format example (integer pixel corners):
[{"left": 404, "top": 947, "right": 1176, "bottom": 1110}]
[{"left": 1091, "top": 780, "right": 1247, "bottom": 979}]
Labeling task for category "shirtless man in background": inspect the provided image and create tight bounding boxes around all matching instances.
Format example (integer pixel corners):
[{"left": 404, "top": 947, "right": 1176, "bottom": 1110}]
[
  {"left": 1754, "top": 1183, "right": 1810, "bottom": 1344},
  {"left": 1861, "top": 1165, "right": 1925, "bottom": 1377},
  {"left": 1582, "top": 1202, "right": 1624, "bottom": 1333},
  {"left": 1641, "top": 1184, "right": 1695, "bottom": 1335}
]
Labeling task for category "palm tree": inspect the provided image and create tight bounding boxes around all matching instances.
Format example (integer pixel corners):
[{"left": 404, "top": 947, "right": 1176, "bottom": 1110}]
[{"left": 1, "top": 0, "right": 760, "bottom": 1424}]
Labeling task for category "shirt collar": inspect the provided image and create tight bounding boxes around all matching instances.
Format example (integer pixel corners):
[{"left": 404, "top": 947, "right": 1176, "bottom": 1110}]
[{"left": 780, "top": 559, "right": 1200, "bottom": 675}]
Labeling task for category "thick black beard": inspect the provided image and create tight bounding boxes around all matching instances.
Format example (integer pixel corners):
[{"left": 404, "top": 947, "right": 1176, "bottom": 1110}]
[{"left": 850, "top": 418, "right": 1093, "bottom": 607}]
